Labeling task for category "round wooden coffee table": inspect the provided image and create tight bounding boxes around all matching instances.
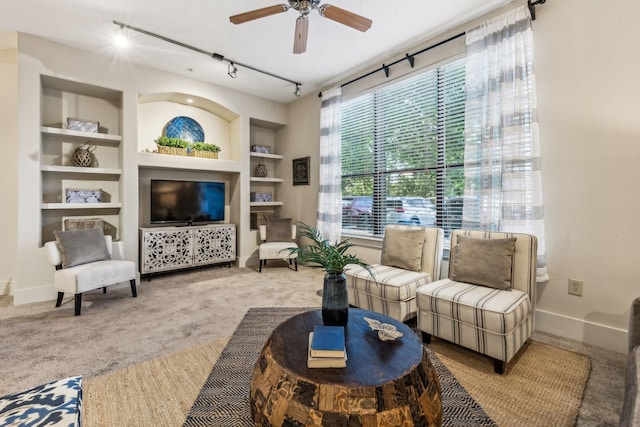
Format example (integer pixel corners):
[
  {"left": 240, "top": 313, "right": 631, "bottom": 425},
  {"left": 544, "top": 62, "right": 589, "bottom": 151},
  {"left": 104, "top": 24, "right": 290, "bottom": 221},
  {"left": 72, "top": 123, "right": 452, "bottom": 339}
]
[{"left": 250, "top": 308, "right": 442, "bottom": 426}]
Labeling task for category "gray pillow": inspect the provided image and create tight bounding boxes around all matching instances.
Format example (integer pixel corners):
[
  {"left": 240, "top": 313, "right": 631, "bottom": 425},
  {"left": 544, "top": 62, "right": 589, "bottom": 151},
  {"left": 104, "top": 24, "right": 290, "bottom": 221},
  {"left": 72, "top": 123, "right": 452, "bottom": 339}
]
[
  {"left": 265, "top": 218, "right": 293, "bottom": 242},
  {"left": 451, "top": 235, "right": 516, "bottom": 290},
  {"left": 54, "top": 228, "right": 110, "bottom": 268},
  {"left": 382, "top": 228, "right": 425, "bottom": 272}
]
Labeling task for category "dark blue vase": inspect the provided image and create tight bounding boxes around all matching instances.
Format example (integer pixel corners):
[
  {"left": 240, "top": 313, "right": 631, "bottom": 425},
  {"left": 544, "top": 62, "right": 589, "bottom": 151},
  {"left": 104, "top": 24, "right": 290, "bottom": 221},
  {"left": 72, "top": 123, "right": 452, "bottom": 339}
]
[{"left": 322, "top": 272, "right": 348, "bottom": 326}]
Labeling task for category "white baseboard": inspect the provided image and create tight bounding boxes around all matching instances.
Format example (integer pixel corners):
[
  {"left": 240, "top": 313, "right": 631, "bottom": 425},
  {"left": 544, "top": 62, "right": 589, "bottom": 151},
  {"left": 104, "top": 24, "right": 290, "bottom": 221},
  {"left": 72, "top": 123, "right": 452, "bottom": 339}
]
[
  {"left": 535, "top": 308, "right": 627, "bottom": 354},
  {"left": 13, "top": 284, "right": 58, "bottom": 305},
  {"left": 0, "top": 279, "right": 11, "bottom": 296}
]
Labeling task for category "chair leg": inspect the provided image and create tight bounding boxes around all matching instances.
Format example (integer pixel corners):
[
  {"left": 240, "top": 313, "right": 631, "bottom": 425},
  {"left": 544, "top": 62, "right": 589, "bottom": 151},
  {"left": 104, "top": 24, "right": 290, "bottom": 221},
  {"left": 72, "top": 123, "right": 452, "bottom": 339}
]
[
  {"left": 294, "top": 259, "right": 298, "bottom": 271},
  {"left": 130, "top": 279, "right": 137, "bottom": 298},
  {"left": 421, "top": 332, "right": 432, "bottom": 344},
  {"left": 74, "top": 294, "right": 82, "bottom": 316},
  {"left": 103, "top": 287, "right": 107, "bottom": 294},
  {"left": 259, "top": 260, "right": 263, "bottom": 272},
  {"left": 55, "top": 292, "right": 64, "bottom": 308},
  {"left": 493, "top": 359, "right": 506, "bottom": 374}
]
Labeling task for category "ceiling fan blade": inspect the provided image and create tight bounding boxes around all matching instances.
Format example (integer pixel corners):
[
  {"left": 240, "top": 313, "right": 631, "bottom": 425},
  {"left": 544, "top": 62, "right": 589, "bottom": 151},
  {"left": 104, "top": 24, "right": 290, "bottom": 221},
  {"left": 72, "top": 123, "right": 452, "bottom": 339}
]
[
  {"left": 293, "top": 16, "right": 309, "bottom": 54},
  {"left": 229, "top": 5, "right": 288, "bottom": 25},
  {"left": 320, "top": 5, "right": 372, "bottom": 32}
]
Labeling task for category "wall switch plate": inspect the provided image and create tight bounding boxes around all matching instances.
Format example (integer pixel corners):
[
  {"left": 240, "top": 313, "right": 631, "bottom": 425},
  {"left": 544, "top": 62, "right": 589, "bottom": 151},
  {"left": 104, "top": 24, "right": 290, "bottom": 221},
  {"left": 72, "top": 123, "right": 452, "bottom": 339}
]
[{"left": 568, "top": 279, "right": 583, "bottom": 296}]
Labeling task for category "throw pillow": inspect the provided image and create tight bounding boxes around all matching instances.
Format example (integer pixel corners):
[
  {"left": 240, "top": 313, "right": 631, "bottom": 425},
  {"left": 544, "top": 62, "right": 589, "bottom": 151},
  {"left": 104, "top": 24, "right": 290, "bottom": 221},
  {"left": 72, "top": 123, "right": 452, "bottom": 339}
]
[
  {"left": 265, "top": 218, "right": 293, "bottom": 242},
  {"left": 54, "top": 228, "right": 110, "bottom": 268},
  {"left": 451, "top": 235, "right": 516, "bottom": 290},
  {"left": 381, "top": 227, "right": 425, "bottom": 272}
]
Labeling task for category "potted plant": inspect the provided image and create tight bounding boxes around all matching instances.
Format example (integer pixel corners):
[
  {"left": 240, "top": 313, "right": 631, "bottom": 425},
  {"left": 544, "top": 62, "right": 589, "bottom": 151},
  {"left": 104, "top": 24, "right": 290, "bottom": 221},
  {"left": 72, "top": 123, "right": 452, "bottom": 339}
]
[
  {"left": 154, "top": 136, "right": 189, "bottom": 156},
  {"left": 191, "top": 142, "right": 222, "bottom": 159},
  {"left": 286, "top": 223, "right": 374, "bottom": 326}
]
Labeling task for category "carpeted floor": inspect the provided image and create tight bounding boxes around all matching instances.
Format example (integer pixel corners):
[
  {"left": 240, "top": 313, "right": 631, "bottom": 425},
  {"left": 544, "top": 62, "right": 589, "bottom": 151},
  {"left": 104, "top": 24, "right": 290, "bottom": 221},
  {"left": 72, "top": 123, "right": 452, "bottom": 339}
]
[{"left": 0, "top": 264, "right": 627, "bottom": 425}]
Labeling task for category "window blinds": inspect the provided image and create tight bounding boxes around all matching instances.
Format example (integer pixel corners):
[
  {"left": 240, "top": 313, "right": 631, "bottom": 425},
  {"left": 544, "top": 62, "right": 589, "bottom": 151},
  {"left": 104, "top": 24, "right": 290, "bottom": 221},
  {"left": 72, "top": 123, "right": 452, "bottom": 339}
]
[{"left": 341, "top": 58, "right": 466, "bottom": 239}]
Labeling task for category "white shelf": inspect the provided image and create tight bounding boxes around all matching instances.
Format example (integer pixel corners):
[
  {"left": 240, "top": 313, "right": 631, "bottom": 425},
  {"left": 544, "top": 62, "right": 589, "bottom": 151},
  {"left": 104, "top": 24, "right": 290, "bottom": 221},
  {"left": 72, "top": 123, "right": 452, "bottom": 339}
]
[
  {"left": 137, "top": 152, "right": 242, "bottom": 173},
  {"left": 42, "top": 202, "right": 122, "bottom": 210},
  {"left": 41, "top": 126, "right": 122, "bottom": 143},
  {"left": 250, "top": 152, "right": 283, "bottom": 160},
  {"left": 41, "top": 165, "right": 122, "bottom": 175},
  {"left": 250, "top": 177, "right": 283, "bottom": 183},
  {"left": 250, "top": 202, "right": 283, "bottom": 207}
]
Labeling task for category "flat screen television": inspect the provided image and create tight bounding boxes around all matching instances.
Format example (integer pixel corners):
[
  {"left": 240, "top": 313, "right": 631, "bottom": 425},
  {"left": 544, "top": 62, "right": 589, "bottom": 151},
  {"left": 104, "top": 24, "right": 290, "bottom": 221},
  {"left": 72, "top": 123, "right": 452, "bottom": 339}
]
[{"left": 150, "top": 179, "right": 225, "bottom": 225}]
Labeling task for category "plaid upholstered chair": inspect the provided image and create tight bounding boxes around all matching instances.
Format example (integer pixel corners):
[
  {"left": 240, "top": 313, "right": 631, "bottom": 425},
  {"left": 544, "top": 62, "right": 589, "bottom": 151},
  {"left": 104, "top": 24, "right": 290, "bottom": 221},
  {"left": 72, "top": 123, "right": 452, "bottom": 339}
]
[
  {"left": 345, "top": 225, "right": 443, "bottom": 322},
  {"left": 416, "top": 230, "right": 538, "bottom": 374}
]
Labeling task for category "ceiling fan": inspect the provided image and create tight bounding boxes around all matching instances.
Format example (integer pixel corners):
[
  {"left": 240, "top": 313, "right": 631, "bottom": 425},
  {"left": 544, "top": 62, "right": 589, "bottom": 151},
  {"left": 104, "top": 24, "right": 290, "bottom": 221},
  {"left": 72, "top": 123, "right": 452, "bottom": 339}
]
[{"left": 230, "top": 0, "right": 372, "bottom": 54}]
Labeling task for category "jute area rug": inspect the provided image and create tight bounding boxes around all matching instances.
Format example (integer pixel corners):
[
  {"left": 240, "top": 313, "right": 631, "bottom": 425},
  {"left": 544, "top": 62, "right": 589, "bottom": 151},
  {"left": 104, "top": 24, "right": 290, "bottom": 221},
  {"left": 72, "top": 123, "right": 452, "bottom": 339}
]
[{"left": 84, "top": 307, "right": 591, "bottom": 427}]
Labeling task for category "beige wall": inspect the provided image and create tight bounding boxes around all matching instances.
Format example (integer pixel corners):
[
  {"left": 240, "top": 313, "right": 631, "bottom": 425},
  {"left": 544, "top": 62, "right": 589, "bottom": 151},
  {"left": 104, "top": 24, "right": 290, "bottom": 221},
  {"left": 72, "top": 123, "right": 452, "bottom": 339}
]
[
  {"left": 282, "top": 0, "right": 640, "bottom": 352},
  {"left": 0, "top": 32, "right": 18, "bottom": 295}
]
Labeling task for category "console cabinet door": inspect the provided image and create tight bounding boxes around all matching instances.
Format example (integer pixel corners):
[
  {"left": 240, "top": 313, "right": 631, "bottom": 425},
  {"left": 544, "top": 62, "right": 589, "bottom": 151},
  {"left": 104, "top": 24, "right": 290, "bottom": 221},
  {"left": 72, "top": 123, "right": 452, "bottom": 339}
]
[
  {"left": 141, "top": 228, "right": 194, "bottom": 274},
  {"left": 193, "top": 224, "right": 236, "bottom": 265}
]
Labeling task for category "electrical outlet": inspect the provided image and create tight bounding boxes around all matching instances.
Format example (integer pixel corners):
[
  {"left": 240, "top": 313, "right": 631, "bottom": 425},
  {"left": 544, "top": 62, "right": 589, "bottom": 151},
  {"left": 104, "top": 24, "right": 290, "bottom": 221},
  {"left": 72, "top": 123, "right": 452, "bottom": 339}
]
[{"left": 568, "top": 279, "right": 583, "bottom": 296}]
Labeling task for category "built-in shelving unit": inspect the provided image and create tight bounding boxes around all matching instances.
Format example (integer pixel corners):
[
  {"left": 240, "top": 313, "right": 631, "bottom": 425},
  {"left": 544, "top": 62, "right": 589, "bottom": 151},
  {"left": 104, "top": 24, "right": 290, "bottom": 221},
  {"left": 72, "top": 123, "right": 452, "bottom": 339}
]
[
  {"left": 40, "top": 75, "right": 123, "bottom": 245},
  {"left": 249, "top": 120, "right": 285, "bottom": 229}
]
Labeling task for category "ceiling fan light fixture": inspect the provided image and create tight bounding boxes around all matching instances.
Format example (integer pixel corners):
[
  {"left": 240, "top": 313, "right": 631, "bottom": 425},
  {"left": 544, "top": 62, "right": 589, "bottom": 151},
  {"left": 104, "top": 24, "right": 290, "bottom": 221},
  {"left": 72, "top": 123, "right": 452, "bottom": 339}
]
[{"left": 293, "top": 15, "right": 309, "bottom": 54}]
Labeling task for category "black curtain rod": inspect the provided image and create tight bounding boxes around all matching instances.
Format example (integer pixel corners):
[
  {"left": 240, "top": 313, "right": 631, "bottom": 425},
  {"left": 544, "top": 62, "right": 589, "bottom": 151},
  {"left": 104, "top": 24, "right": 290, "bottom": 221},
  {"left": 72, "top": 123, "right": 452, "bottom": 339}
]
[
  {"left": 319, "top": 1, "right": 548, "bottom": 98},
  {"left": 318, "top": 32, "right": 464, "bottom": 98},
  {"left": 341, "top": 32, "right": 465, "bottom": 89}
]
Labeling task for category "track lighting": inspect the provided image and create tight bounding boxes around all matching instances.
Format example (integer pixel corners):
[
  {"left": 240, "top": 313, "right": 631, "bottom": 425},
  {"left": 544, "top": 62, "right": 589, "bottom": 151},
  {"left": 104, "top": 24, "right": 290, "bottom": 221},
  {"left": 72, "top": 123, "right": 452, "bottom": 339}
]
[
  {"left": 228, "top": 62, "right": 238, "bottom": 79},
  {"left": 112, "top": 21, "right": 302, "bottom": 97},
  {"left": 114, "top": 24, "right": 128, "bottom": 48}
]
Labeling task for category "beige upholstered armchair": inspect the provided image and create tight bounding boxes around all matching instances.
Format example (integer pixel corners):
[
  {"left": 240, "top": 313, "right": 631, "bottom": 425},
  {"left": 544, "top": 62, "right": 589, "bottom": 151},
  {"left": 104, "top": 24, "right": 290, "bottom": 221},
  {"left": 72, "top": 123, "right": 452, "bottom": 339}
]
[
  {"left": 45, "top": 228, "right": 137, "bottom": 316},
  {"left": 416, "top": 230, "right": 538, "bottom": 374},
  {"left": 345, "top": 225, "right": 444, "bottom": 322},
  {"left": 258, "top": 218, "right": 298, "bottom": 272}
]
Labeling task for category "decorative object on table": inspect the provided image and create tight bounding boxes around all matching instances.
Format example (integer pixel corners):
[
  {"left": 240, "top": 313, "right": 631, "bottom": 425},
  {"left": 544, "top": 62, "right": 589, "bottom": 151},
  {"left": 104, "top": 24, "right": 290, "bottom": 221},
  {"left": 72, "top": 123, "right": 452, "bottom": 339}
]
[
  {"left": 251, "top": 192, "right": 272, "bottom": 203},
  {"left": 251, "top": 144, "right": 271, "bottom": 154},
  {"left": 65, "top": 188, "right": 102, "bottom": 203},
  {"left": 190, "top": 142, "right": 220, "bottom": 159},
  {"left": 254, "top": 159, "right": 268, "bottom": 177},
  {"left": 292, "top": 156, "right": 310, "bottom": 185},
  {"left": 67, "top": 117, "right": 99, "bottom": 133},
  {"left": 163, "top": 116, "right": 205, "bottom": 142},
  {"left": 71, "top": 142, "right": 98, "bottom": 167},
  {"left": 307, "top": 332, "right": 347, "bottom": 368},
  {"left": 363, "top": 316, "right": 404, "bottom": 341},
  {"left": 285, "top": 223, "right": 374, "bottom": 326}
]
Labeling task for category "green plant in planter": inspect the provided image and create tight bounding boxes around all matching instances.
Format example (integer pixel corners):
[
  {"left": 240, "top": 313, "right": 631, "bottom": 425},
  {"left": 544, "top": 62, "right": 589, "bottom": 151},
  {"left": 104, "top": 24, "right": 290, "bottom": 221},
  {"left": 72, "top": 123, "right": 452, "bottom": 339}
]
[
  {"left": 191, "top": 142, "right": 221, "bottom": 153},
  {"left": 286, "top": 223, "right": 375, "bottom": 326},
  {"left": 154, "top": 136, "right": 189, "bottom": 148},
  {"left": 286, "top": 223, "right": 373, "bottom": 275}
]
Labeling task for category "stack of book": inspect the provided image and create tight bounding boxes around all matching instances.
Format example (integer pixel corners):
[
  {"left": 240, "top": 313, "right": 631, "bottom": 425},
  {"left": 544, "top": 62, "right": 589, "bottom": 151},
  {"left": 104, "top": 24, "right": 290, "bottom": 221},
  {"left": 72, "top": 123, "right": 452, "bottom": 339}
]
[{"left": 307, "top": 325, "right": 347, "bottom": 368}]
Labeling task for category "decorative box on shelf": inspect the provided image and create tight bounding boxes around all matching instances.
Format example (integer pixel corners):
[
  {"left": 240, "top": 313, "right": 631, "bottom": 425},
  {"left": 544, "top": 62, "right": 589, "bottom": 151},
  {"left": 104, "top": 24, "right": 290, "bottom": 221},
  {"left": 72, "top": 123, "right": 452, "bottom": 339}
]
[
  {"left": 66, "top": 118, "right": 99, "bottom": 133},
  {"left": 251, "top": 192, "right": 273, "bottom": 203},
  {"left": 251, "top": 145, "right": 271, "bottom": 154},
  {"left": 65, "top": 188, "right": 102, "bottom": 203}
]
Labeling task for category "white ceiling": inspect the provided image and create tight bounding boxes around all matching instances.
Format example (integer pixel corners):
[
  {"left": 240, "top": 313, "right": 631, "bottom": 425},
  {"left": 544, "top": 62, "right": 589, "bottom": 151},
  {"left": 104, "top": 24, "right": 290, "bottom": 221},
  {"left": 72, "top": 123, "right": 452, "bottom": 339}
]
[{"left": 0, "top": 0, "right": 513, "bottom": 104}]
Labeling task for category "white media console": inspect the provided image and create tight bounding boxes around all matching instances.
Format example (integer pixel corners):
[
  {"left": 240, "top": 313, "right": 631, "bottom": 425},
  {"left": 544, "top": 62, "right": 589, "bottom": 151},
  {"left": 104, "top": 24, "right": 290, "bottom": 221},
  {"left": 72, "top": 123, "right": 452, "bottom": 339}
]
[{"left": 140, "top": 224, "right": 236, "bottom": 276}]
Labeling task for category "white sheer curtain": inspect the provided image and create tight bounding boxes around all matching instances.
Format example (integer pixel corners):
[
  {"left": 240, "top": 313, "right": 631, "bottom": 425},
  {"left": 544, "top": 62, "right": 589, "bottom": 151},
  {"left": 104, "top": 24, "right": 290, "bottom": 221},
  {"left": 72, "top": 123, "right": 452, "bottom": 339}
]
[
  {"left": 316, "top": 86, "right": 342, "bottom": 243},
  {"left": 463, "top": 6, "right": 548, "bottom": 282}
]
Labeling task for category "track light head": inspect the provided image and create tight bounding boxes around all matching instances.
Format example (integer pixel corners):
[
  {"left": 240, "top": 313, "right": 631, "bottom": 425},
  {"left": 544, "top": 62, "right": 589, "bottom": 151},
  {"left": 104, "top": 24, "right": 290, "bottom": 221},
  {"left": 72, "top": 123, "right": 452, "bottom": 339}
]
[
  {"left": 114, "top": 24, "right": 128, "bottom": 48},
  {"left": 294, "top": 84, "right": 301, "bottom": 97},
  {"left": 228, "top": 62, "right": 238, "bottom": 79}
]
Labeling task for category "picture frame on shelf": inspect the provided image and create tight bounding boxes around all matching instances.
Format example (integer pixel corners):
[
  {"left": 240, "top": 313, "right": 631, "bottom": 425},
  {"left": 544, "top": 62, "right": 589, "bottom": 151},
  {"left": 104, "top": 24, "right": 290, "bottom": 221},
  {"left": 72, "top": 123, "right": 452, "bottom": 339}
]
[{"left": 293, "top": 157, "right": 310, "bottom": 186}]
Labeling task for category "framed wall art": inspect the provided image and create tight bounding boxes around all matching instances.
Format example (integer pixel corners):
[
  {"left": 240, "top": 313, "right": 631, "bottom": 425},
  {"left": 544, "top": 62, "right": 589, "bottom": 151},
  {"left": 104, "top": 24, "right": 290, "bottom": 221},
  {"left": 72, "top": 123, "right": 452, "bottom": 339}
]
[{"left": 292, "top": 157, "right": 310, "bottom": 185}]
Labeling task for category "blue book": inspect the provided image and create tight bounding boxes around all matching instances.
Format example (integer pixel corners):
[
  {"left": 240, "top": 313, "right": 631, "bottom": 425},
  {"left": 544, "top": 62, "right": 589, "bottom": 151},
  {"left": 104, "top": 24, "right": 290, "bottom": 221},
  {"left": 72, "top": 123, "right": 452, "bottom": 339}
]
[{"left": 310, "top": 325, "right": 346, "bottom": 358}]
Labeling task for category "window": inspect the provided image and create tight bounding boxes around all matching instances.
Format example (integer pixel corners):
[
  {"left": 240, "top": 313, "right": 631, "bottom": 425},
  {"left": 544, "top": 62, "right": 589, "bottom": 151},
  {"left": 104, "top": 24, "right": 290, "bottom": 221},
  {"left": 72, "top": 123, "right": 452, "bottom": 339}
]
[{"left": 341, "top": 57, "right": 466, "bottom": 240}]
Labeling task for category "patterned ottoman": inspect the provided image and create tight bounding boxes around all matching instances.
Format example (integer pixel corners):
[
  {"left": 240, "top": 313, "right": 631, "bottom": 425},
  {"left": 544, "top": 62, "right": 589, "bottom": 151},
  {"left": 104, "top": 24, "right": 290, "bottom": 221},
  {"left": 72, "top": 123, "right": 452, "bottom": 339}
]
[{"left": 0, "top": 376, "right": 82, "bottom": 426}]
